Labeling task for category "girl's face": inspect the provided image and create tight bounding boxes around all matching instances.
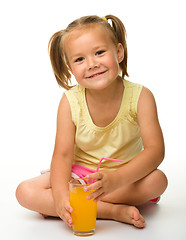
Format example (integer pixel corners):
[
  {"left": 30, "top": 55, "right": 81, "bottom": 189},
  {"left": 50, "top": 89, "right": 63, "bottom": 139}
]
[{"left": 64, "top": 24, "right": 124, "bottom": 90}]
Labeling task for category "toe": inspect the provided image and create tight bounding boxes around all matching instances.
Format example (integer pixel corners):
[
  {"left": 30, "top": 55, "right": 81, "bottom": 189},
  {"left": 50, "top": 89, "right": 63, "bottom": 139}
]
[
  {"left": 134, "top": 217, "right": 146, "bottom": 228},
  {"left": 129, "top": 206, "right": 146, "bottom": 228}
]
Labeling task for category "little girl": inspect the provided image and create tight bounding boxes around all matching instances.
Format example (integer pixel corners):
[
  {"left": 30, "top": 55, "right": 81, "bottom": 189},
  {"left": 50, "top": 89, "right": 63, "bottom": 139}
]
[{"left": 16, "top": 15, "right": 168, "bottom": 229}]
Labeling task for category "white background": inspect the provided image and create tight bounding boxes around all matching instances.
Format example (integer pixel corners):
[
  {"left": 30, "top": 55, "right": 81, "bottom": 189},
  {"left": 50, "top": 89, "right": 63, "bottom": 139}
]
[{"left": 0, "top": 0, "right": 186, "bottom": 239}]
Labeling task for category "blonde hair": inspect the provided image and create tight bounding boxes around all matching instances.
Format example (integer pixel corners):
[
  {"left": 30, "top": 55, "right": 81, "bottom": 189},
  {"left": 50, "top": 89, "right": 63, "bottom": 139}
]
[{"left": 48, "top": 15, "right": 129, "bottom": 89}]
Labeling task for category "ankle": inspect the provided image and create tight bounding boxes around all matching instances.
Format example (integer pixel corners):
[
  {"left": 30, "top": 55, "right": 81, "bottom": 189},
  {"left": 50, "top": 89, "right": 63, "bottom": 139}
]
[
  {"left": 111, "top": 204, "right": 124, "bottom": 221},
  {"left": 97, "top": 201, "right": 115, "bottom": 220}
]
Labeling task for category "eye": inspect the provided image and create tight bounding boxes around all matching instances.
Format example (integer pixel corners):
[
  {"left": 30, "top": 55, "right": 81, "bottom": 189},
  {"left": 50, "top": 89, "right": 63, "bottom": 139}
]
[
  {"left": 75, "top": 57, "right": 84, "bottom": 63},
  {"left": 96, "top": 50, "right": 105, "bottom": 56}
]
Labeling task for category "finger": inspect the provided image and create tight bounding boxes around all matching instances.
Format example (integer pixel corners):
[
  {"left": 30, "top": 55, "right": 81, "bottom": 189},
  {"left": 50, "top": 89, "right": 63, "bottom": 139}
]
[
  {"left": 84, "top": 180, "right": 102, "bottom": 192},
  {"left": 94, "top": 192, "right": 107, "bottom": 202},
  {"left": 57, "top": 203, "right": 73, "bottom": 226},
  {"left": 86, "top": 187, "right": 104, "bottom": 200},
  {"left": 64, "top": 204, "right": 73, "bottom": 226},
  {"left": 64, "top": 211, "right": 73, "bottom": 226},
  {"left": 86, "top": 172, "right": 103, "bottom": 181},
  {"left": 65, "top": 203, "right": 73, "bottom": 213}
]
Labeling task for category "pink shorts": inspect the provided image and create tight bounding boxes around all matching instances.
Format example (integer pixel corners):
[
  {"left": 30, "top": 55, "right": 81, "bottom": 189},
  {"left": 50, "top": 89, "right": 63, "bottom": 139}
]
[
  {"left": 41, "top": 164, "right": 96, "bottom": 184},
  {"left": 71, "top": 164, "right": 96, "bottom": 184}
]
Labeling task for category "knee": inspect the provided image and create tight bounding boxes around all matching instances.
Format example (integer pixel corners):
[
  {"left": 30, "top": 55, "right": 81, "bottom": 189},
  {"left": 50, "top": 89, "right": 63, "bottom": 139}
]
[
  {"left": 151, "top": 169, "right": 168, "bottom": 194},
  {"left": 156, "top": 169, "right": 168, "bottom": 188},
  {"left": 15, "top": 180, "right": 35, "bottom": 209}
]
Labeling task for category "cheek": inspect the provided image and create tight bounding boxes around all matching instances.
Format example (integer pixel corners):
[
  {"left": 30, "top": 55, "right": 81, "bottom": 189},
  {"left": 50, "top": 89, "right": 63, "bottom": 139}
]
[
  {"left": 71, "top": 66, "right": 83, "bottom": 79},
  {"left": 106, "top": 52, "right": 119, "bottom": 68},
  {"left": 110, "top": 57, "right": 120, "bottom": 74},
  {"left": 70, "top": 64, "right": 78, "bottom": 74}
]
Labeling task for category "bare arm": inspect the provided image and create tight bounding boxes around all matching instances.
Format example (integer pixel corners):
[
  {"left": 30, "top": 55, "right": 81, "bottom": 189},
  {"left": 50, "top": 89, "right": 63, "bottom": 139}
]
[
  {"left": 86, "top": 87, "right": 165, "bottom": 199},
  {"left": 115, "top": 86, "right": 165, "bottom": 185},
  {"left": 50, "top": 94, "right": 75, "bottom": 225}
]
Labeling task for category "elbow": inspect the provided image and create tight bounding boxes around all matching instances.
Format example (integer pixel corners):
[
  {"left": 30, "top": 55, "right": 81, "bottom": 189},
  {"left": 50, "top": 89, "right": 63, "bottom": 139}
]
[
  {"left": 157, "top": 144, "right": 165, "bottom": 165},
  {"left": 147, "top": 144, "right": 165, "bottom": 166},
  {"left": 160, "top": 150, "right": 165, "bottom": 163}
]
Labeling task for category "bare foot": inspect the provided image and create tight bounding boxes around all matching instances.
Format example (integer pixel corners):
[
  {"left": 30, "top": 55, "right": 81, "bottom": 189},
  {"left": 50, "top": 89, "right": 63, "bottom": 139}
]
[{"left": 113, "top": 205, "right": 146, "bottom": 228}]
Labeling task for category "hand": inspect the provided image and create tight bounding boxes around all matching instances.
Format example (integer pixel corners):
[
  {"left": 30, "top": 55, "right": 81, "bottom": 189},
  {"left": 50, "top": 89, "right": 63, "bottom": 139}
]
[
  {"left": 84, "top": 171, "right": 118, "bottom": 202},
  {"left": 55, "top": 197, "right": 73, "bottom": 227}
]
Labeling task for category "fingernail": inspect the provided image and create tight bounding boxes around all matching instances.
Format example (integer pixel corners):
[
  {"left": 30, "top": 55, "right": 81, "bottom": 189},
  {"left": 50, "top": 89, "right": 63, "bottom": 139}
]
[
  {"left": 86, "top": 196, "right": 90, "bottom": 200},
  {"left": 84, "top": 187, "right": 88, "bottom": 192}
]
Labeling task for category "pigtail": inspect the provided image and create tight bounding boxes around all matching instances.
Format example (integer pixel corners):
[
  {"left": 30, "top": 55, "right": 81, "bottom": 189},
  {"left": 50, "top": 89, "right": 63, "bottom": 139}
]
[
  {"left": 48, "top": 30, "right": 72, "bottom": 90},
  {"left": 105, "top": 15, "right": 129, "bottom": 78}
]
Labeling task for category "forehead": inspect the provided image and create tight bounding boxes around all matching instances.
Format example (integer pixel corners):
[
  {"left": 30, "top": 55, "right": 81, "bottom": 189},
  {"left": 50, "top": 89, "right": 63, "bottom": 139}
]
[{"left": 64, "top": 24, "right": 115, "bottom": 51}]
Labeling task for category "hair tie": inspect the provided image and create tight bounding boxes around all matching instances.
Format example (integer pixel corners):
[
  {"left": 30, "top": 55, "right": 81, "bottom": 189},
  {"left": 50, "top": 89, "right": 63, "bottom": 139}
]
[{"left": 102, "top": 16, "right": 108, "bottom": 22}]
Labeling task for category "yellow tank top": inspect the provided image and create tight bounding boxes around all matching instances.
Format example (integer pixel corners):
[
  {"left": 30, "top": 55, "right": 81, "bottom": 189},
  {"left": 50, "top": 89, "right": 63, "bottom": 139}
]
[{"left": 65, "top": 79, "right": 143, "bottom": 171}]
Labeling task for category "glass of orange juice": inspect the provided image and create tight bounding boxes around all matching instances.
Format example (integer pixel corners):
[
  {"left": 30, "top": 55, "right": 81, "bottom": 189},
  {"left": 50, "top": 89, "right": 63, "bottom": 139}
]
[{"left": 69, "top": 178, "right": 97, "bottom": 236}]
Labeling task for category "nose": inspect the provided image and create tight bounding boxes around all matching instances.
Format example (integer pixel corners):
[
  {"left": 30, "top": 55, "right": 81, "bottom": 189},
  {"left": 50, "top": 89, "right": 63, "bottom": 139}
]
[{"left": 86, "top": 57, "right": 99, "bottom": 70}]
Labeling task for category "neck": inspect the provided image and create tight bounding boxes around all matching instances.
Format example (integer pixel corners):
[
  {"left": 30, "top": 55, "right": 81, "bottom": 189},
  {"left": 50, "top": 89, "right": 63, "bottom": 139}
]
[{"left": 85, "top": 76, "right": 124, "bottom": 103}]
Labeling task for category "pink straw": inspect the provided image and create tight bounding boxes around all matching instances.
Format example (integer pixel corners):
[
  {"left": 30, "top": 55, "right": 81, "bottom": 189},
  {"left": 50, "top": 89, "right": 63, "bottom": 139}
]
[{"left": 96, "top": 157, "right": 123, "bottom": 172}]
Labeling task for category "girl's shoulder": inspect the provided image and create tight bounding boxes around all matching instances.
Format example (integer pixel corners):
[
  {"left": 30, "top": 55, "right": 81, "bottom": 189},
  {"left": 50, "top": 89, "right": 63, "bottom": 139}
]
[
  {"left": 123, "top": 78, "right": 143, "bottom": 102},
  {"left": 64, "top": 84, "right": 84, "bottom": 105},
  {"left": 121, "top": 79, "right": 143, "bottom": 121},
  {"left": 65, "top": 84, "right": 83, "bottom": 94},
  {"left": 123, "top": 79, "right": 143, "bottom": 89},
  {"left": 63, "top": 84, "right": 84, "bottom": 125},
  {"left": 138, "top": 86, "right": 156, "bottom": 110}
]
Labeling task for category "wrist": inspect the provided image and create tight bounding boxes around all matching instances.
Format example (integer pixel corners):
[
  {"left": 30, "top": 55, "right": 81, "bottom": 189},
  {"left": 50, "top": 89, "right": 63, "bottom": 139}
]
[{"left": 52, "top": 186, "right": 69, "bottom": 202}]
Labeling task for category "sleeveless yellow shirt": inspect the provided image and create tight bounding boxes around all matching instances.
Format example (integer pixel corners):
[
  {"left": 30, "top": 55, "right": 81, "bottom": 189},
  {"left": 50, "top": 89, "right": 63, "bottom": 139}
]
[{"left": 65, "top": 79, "right": 143, "bottom": 171}]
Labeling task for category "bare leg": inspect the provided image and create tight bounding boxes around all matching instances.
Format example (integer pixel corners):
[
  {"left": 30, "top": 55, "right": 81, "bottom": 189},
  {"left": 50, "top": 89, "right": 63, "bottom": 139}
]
[
  {"left": 96, "top": 169, "right": 167, "bottom": 228},
  {"left": 16, "top": 172, "right": 58, "bottom": 217},
  {"left": 101, "top": 169, "right": 168, "bottom": 205},
  {"left": 97, "top": 201, "right": 145, "bottom": 228},
  {"left": 16, "top": 169, "right": 167, "bottom": 228}
]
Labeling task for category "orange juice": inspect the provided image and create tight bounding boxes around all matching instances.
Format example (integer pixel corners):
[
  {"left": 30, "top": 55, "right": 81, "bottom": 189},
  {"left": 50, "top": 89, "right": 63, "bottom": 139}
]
[{"left": 69, "top": 184, "right": 97, "bottom": 235}]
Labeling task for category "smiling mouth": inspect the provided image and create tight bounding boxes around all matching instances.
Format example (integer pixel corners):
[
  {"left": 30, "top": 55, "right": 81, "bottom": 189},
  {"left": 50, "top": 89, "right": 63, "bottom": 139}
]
[{"left": 87, "top": 70, "right": 107, "bottom": 79}]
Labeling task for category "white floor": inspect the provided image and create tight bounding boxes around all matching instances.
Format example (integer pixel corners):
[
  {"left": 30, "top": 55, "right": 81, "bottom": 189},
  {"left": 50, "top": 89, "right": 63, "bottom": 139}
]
[
  {"left": 1, "top": 1, "right": 186, "bottom": 239},
  {"left": 1, "top": 156, "right": 186, "bottom": 240}
]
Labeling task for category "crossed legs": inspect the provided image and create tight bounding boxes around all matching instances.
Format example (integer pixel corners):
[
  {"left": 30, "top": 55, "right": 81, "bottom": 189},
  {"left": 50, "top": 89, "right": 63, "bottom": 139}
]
[{"left": 16, "top": 169, "right": 168, "bottom": 228}]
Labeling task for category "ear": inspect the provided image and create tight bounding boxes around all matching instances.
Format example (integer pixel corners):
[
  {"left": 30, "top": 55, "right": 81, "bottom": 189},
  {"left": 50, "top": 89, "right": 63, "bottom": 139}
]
[{"left": 117, "top": 43, "right": 124, "bottom": 63}]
